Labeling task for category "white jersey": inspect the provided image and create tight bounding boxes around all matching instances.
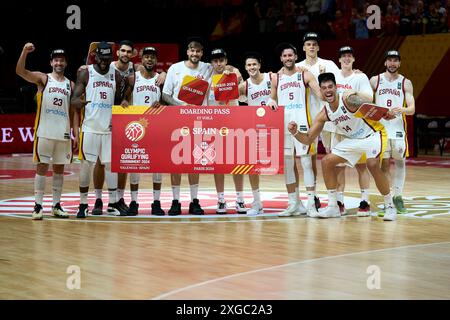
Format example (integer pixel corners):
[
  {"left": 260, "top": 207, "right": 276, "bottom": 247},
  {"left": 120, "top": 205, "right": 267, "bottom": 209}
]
[
  {"left": 375, "top": 73, "right": 407, "bottom": 139},
  {"left": 35, "top": 74, "right": 72, "bottom": 141},
  {"left": 82, "top": 64, "right": 116, "bottom": 134},
  {"left": 246, "top": 72, "right": 271, "bottom": 106},
  {"left": 163, "top": 61, "right": 213, "bottom": 106},
  {"left": 277, "top": 71, "right": 311, "bottom": 131},
  {"left": 296, "top": 57, "right": 339, "bottom": 121},
  {"left": 324, "top": 93, "right": 384, "bottom": 139},
  {"left": 132, "top": 71, "right": 161, "bottom": 106},
  {"left": 324, "top": 71, "right": 373, "bottom": 133}
]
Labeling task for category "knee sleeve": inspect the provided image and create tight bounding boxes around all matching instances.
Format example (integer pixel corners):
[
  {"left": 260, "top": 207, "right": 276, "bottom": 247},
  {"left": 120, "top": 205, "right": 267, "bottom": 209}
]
[
  {"left": 79, "top": 161, "right": 93, "bottom": 188},
  {"left": 301, "top": 155, "right": 315, "bottom": 188},
  {"left": 153, "top": 173, "right": 162, "bottom": 184},
  {"left": 284, "top": 155, "right": 296, "bottom": 185}
]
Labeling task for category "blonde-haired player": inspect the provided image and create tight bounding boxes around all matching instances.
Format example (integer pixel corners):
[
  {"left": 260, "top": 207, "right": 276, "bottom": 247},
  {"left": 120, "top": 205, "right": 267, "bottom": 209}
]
[
  {"left": 370, "top": 50, "right": 415, "bottom": 215},
  {"left": 16, "top": 43, "right": 74, "bottom": 220},
  {"left": 333, "top": 46, "right": 373, "bottom": 216}
]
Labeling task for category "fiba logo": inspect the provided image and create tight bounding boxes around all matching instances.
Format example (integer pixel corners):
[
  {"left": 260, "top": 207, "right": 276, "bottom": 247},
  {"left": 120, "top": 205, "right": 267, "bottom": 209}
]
[{"left": 125, "top": 118, "right": 148, "bottom": 142}]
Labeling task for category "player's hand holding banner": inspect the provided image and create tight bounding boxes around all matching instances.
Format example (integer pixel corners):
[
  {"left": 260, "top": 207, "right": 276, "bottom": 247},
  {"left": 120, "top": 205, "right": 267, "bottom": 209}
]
[{"left": 111, "top": 106, "right": 284, "bottom": 174}]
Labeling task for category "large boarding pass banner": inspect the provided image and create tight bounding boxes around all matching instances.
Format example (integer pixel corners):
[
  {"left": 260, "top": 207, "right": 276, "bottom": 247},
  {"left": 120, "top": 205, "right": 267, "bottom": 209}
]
[{"left": 111, "top": 106, "right": 284, "bottom": 174}]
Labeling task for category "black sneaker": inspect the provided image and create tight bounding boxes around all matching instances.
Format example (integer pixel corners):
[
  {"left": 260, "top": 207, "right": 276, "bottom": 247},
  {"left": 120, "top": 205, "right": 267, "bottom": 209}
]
[
  {"left": 107, "top": 202, "right": 128, "bottom": 216},
  {"left": 314, "top": 196, "right": 321, "bottom": 210},
  {"left": 127, "top": 201, "right": 139, "bottom": 216},
  {"left": 151, "top": 200, "right": 165, "bottom": 216},
  {"left": 168, "top": 200, "right": 182, "bottom": 216},
  {"left": 117, "top": 198, "right": 129, "bottom": 212},
  {"left": 189, "top": 198, "right": 204, "bottom": 215},
  {"left": 77, "top": 203, "right": 88, "bottom": 219},
  {"left": 91, "top": 198, "right": 103, "bottom": 215}
]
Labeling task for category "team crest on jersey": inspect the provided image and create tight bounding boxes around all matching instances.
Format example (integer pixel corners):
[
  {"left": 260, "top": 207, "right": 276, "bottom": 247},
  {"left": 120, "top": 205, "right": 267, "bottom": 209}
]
[
  {"left": 397, "top": 82, "right": 402, "bottom": 89},
  {"left": 125, "top": 118, "right": 148, "bottom": 142},
  {"left": 266, "top": 81, "right": 271, "bottom": 89},
  {"left": 66, "top": 83, "right": 70, "bottom": 91},
  {"left": 110, "top": 74, "right": 114, "bottom": 81},
  {"left": 297, "top": 73, "right": 302, "bottom": 81},
  {"left": 341, "top": 106, "right": 347, "bottom": 113}
]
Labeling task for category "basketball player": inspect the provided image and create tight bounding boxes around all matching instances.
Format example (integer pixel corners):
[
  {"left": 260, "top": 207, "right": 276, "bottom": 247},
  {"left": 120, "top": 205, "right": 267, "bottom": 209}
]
[
  {"left": 267, "top": 43, "right": 323, "bottom": 218},
  {"left": 370, "top": 50, "right": 415, "bottom": 215},
  {"left": 16, "top": 43, "right": 73, "bottom": 220},
  {"left": 92, "top": 40, "right": 167, "bottom": 215},
  {"left": 296, "top": 32, "right": 340, "bottom": 209},
  {"left": 334, "top": 46, "right": 373, "bottom": 216},
  {"left": 161, "top": 38, "right": 213, "bottom": 215},
  {"left": 126, "top": 46, "right": 165, "bottom": 215},
  {"left": 289, "top": 72, "right": 398, "bottom": 221},
  {"left": 207, "top": 48, "right": 249, "bottom": 215},
  {"left": 71, "top": 41, "right": 131, "bottom": 218},
  {"left": 236, "top": 51, "right": 272, "bottom": 215}
]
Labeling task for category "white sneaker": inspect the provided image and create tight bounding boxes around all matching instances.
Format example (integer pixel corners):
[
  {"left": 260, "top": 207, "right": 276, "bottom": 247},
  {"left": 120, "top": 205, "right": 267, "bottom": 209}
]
[
  {"left": 306, "top": 200, "right": 319, "bottom": 218},
  {"left": 318, "top": 206, "right": 341, "bottom": 218},
  {"left": 32, "top": 203, "right": 43, "bottom": 220},
  {"left": 216, "top": 201, "right": 227, "bottom": 214},
  {"left": 279, "top": 201, "right": 299, "bottom": 217},
  {"left": 246, "top": 202, "right": 264, "bottom": 216},
  {"left": 383, "top": 205, "right": 397, "bottom": 221},
  {"left": 235, "top": 201, "right": 248, "bottom": 214},
  {"left": 52, "top": 203, "right": 69, "bottom": 218},
  {"left": 296, "top": 200, "right": 307, "bottom": 215}
]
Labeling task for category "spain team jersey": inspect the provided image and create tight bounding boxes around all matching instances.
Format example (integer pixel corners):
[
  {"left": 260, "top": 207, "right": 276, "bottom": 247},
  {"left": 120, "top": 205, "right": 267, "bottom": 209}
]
[
  {"left": 277, "top": 71, "right": 312, "bottom": 132},
  {"left": 375, "top": 73, "right": 407, "bottom": 140},
  {"left": 246, "top": 73, "right": 271, "bottom": 106},
  {"left": 132, "top": 71, "right": 161, "bottom": 106},
  {"left": 81, "top": 64, "right": 116, "bottom": 134},
  {"left": 324, "top": 93, "right": 385, "bottom": 139},
  {"left": 35, "top": 74, "right": 71, "bottom": 141}
]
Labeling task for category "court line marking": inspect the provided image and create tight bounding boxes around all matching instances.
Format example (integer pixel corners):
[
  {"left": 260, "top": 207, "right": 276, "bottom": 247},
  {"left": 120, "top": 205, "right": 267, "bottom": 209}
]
[{"left": 151, "top": 241, "right": 450, "bottom": 300}]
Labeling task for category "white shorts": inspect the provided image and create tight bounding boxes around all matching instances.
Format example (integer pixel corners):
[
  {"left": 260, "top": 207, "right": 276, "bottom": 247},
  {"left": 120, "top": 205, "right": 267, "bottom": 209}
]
[
  {"left": 79, "top": 132, "right": 111, "bottom": 164},
  {"left": 33, "top": 137, "right": 72, "bottom": 164},
  {"left": 332, "top": 131, "right": 387, "bottom": 167},
  {"left": 285, "top": 133, "right": 316, "bottom": 156},
  {"left": 383, "top": 138, "right": 409, "bottom": 160}
]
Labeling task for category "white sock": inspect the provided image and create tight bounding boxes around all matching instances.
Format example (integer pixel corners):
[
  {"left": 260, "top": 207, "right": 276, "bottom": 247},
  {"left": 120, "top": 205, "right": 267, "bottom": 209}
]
[
  {"left": 108, "top": 189, "right": 117, "bottom": 204},
  {"left": 217, "top": 192, "right": 225, "bottom": 203},
  {"left": 337, "top": 191, "right": 344, "bottom": 203},
  {"left": 80, "top": 192, "right": 88, "bottom": 204},
  {"left": 153, "top": 189, "right": 161, "bottom": 201},
  {"left": 95, "top": 189, "right": 103, "bottom": 200},
  {"left": 295, "top": 187, "right": 299, "bottom": 202},
  {"left": 328, "top": 189, "right": 337, "bottom": 207},
  {"left": 131, "top": 191, "right": 138, "bottom": 202},
  {"left": 252, "top": 189, "right": 261, "bottom": 203},
  {"left": 361, "top": 189, "right": 369, "bottom": 202},
  {"left": 34, "top": 174, "right": 46, "bottom": 205},
  {"left": 384, "top": 193, "right": 394, "bottom": 208},
  {"left": 236, "top": 191, "right": 244, "bottom": 203},
  {"left": 172, "top": 186, "right": 180, "bottom": 200},
  {"left": 288, "top": 192, "right": 297, "bottom": 204},
  {"left": 117, "top": 188, "right": 125, "bottom": 200},
  {"left": 190, "top": 184, "right": 199, "bottom": 200},
  {"left": 307, "top": 191, "right": 314, "bottom": 204},
  {"left": 52, "top": 173, "right": 63, "bottom": 205}
]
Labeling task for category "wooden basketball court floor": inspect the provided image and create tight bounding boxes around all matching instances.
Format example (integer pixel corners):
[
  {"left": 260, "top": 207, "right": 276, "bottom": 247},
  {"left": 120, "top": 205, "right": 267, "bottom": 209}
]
[{"left": 0, "top": 154, "right": 449, "bottom": 299}]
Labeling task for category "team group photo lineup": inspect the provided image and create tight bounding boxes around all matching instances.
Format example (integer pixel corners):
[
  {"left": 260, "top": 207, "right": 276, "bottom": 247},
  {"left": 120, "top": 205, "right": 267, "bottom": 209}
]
[{"left": 1, "top": 0, "right": 450, "bottom": 302}]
